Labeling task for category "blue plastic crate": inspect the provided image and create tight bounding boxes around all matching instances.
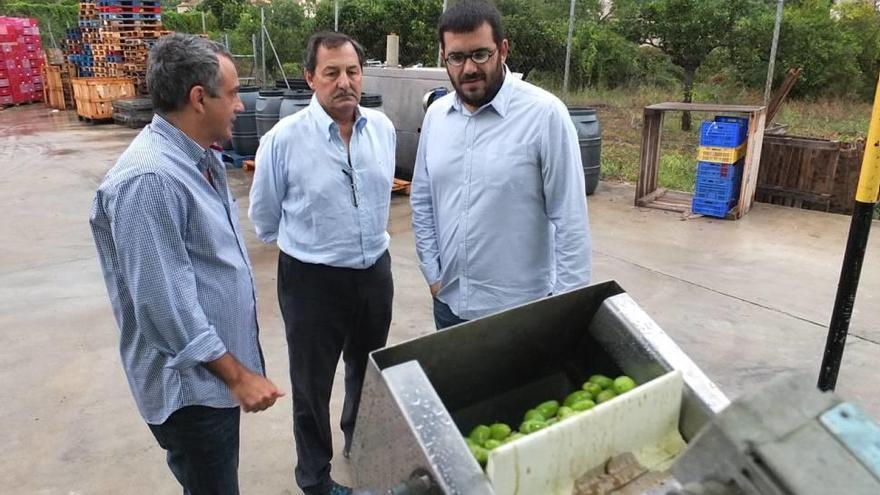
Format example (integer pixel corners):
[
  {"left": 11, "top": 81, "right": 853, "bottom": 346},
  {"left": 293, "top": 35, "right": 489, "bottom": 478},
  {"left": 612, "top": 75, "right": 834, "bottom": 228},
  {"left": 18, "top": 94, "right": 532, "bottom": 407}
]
[
  {"left": 694, "top": 181, "right": 739, "bottom": 202},
  {"left": 692, "top": 196, "right": 735, "bottom": 218},
  {"left": 714, "top": 115, "right": 749, "bottom": 128},
  {"left": 700, "top": 120, "right": 747, "bottom": 147},
  {"left": 696, "top": 160, "right": 743, "bottom": 181}
]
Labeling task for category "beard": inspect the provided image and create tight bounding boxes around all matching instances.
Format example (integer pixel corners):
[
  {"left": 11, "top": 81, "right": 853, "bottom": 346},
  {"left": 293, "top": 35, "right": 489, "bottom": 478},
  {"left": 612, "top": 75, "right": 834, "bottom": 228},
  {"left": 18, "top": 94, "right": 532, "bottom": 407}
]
[{"left": 451, "top": 58, "right": 505, "bottom": 109}]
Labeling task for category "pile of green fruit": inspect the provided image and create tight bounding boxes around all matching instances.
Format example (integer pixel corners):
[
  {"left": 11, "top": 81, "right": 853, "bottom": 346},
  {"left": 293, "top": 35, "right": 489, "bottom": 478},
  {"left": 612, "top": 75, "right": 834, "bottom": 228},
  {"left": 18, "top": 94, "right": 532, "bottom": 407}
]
[{"left": 463, "top": 374, "right": 638, "bottom": 467}]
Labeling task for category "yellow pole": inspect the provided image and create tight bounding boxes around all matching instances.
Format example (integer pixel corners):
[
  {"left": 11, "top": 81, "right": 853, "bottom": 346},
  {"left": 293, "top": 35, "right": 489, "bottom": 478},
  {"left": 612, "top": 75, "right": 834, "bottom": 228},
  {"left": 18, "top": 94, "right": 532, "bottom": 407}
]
[
  {"left": 856, "top": 74, "right": 880, "bottom": 204},
  {"left": 819, "top": 72, "right": 880, "bottom": 391}
]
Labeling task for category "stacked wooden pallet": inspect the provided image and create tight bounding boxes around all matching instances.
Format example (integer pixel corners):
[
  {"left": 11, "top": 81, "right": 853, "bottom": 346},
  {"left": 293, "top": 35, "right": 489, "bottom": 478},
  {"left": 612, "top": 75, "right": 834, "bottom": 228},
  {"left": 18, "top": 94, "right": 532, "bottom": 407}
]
[
  {"left": 98, "top": 0, "right": 166, "bottom": 93},
  {"left": 63, "top": 0, "right": 167, "bottom": 99}
]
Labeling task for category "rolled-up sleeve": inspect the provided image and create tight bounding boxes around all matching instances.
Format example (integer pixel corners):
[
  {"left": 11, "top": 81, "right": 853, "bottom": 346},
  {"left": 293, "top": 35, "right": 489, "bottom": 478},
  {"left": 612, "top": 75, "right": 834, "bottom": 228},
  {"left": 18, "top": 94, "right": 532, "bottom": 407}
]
[
  {"left": 540, "top": 101, "right": 592, "bottom": 293},
  {"left": 249, "top": 131, "right": 286, "bottom": 243},
  {"left": 410, "top": 119, "right": 442, "bottom": 284},
  {"left": 107, "top": 173, "right": 227, "bottom": 370}
]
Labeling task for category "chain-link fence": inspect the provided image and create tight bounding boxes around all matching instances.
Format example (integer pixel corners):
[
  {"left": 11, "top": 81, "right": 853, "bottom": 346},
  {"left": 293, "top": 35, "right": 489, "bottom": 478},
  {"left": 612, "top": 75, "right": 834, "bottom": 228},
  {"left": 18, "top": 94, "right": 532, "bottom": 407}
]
[{"left": 159, "top": 0, "right": 663, "bottom": 104}]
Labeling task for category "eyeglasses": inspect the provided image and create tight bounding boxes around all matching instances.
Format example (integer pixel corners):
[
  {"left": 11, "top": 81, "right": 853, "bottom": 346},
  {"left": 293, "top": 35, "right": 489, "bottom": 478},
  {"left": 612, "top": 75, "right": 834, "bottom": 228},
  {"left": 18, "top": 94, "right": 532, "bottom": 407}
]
[{"left": 444, "top": 48, "right": 497, "bottom": 67}]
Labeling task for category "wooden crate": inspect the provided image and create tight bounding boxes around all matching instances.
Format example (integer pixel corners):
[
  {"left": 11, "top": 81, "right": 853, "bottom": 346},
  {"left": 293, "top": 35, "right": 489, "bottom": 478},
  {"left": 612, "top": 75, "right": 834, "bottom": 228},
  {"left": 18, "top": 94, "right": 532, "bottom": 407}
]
[
  {"left": 636, "top": 102, "right": 767, "bottom": 220},
  {"left": 72, "top": 77, "right": 136, "bottom": 120},
  {"left": 72, "top": 77, "right": 135, "bottom": 102},
  {"left": 75, "top": 99, "right": 115, "bottom": 120}
]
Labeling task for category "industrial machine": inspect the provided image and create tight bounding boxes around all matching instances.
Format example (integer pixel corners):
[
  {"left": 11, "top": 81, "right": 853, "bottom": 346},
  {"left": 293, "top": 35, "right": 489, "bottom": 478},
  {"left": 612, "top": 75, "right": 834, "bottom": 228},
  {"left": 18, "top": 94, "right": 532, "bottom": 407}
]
[
  {"left": 361, "top": 67, "right": 452, "bottom": 180},
  {"left": 348, "top": 282, "right": 880, "bottom": 495}
]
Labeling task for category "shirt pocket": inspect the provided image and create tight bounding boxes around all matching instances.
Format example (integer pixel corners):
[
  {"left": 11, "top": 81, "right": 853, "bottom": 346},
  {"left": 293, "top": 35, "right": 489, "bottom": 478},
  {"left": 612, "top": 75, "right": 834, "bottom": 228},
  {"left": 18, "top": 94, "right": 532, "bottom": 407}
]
[{"left": 478, "top": 141, "right": 541, "bottom": 192}]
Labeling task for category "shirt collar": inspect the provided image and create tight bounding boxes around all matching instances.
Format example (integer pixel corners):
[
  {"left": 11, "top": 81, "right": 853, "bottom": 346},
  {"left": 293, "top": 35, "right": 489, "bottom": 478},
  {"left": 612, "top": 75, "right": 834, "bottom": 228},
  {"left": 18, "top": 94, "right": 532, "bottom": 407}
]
[
  {"left": 450, "top": 64, "right": 513, "bottom": 118},
  {"left": 150, "top": 113, "right": 211, "bottom": 168},
  {"left": 308, "top": 94, "right": 368, "bottom": 141}
]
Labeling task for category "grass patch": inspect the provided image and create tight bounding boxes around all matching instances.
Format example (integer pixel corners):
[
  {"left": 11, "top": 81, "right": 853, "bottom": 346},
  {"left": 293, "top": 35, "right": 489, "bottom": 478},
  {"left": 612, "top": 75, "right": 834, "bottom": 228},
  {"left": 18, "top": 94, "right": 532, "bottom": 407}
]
[{"left": 559, "top": 84, "right": 872, "bottom": 191}]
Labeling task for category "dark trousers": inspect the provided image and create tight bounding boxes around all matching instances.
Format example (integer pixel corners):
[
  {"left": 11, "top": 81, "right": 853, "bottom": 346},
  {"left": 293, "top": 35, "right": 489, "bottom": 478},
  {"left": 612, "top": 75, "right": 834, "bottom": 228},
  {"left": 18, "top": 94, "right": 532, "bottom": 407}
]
[
  {"left": 433, "top": 297, "right": 468, "bottom": 330},
  {"left": 148, "top": 405, "right": 241, "bottom": 495},
  {"left": 277, "top": 250, "right": 393, "bottom": 495}
]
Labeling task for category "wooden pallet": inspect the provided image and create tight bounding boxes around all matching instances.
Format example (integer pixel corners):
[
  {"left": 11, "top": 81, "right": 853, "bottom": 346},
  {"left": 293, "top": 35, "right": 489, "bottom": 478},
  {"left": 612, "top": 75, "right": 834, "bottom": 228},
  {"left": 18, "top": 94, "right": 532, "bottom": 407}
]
[{"left": 392, "top": 178, "right": 411, "bottom": 195}]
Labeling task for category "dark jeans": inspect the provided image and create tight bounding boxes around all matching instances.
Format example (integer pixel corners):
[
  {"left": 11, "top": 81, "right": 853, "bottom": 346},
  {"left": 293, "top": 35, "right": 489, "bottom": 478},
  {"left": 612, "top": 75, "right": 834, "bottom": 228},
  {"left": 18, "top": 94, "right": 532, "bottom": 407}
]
[
  {"left": 277, "top": 250, "right": 393, "bottom": 495},
  {"left": 148, "top": 405, "right": 241, "bottom": 495},
  {"left": 433, "top": 297, "right": 468, "bottom": 330}
]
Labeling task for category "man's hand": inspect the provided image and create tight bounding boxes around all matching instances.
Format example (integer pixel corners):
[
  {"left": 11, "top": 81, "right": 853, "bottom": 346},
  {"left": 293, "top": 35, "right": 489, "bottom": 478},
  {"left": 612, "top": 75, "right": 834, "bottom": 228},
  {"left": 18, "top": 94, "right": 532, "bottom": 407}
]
[
  {"left": 429, "top": 281, "right": 442, "bottom": 297},
  {"left": 206, "top": 353, "right": 285, "bottom": 412},
  {"left": 228, "top": 370, "right": 284, "bottom": 413}
]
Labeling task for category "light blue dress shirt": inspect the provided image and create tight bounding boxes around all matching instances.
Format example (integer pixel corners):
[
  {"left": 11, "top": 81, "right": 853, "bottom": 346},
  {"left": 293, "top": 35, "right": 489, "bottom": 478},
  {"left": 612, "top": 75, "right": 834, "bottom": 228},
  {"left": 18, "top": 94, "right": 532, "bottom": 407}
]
[
  {"left": 249, "top": 96, "right": 396, "bottom": 269},
  {"left": 90, "top": 114, "right": 265, "bottom": 424},
  {"left": 411, "top": 70, "right": 592, "bottom": 320}
]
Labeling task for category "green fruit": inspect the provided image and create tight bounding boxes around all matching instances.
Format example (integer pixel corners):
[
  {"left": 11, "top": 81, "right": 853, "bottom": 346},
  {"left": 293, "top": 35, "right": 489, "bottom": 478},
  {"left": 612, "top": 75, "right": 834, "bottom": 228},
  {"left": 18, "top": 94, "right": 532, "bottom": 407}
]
[
  {"left": 582, "top": 382, "right": 603, "bottom": 396},
  {"left": 469, "top": 444, "right": 489, "bottom": 466},
  {"left": 504, "top": 432, "right": 525, "bottom": 443},
  {"left": 557, "top": 405, "right": 576, "bottom": 419},
  {"left": 546, "top": 417, "right": 559, "bottom": 426},
  {"left": 596, "top": 389, "right": 617, "bottom": 403},
  {"left": 613, "top": 376, "right": 637, "bottom": 394},
  {"left": 536, "top": 400, "right": 560, "bottom": 419},
  {"left": 564, "top": 390, "right": 593, "bottom": 407},
  {"left": 571, "top": 399, "right": 596, "bottom": 411},
  {"left": 469, "top": 424, "right": 491, "bottom": 444},
  {"left": 484, "top": 439, "right": 502, "bottom": 450},
  {"left": 465, "top": 436, "right": 479, "bottom": 448},
  {"left": 524, "top": 409, "right": 544, "bottom": 422},
  {"left": 489, "top": 423, "right": 512, "bottom": 441},
  {"left": 520, "top": 419, "right": 548, "bottom": 434},
  {"left": 589, "top": 374, "right": 614, "bottom": 390}
]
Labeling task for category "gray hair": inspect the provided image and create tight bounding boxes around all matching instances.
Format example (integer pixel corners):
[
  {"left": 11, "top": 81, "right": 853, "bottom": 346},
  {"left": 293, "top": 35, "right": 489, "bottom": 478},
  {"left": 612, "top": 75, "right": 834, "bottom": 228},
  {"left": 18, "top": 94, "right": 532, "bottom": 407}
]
[
  {"left": 304, "top": 31, "right": 365, "bottom": 74},
  {"left": 147, "top": 33, "right": 232, "bottom": 113}
]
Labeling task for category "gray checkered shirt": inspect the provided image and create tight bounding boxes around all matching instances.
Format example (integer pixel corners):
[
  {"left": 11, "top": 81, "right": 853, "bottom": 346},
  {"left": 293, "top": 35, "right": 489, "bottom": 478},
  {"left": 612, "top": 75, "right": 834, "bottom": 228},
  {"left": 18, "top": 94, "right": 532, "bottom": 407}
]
[{"left": 90, "top": 114, "right": 264, "bottom": 424}]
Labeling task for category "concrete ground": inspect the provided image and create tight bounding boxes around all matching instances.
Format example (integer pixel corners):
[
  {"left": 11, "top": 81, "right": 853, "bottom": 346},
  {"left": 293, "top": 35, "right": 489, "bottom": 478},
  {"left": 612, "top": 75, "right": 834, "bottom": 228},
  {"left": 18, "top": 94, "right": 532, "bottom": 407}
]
[{"left": 1, "top": 104, "right": 877, "bottom": 494}]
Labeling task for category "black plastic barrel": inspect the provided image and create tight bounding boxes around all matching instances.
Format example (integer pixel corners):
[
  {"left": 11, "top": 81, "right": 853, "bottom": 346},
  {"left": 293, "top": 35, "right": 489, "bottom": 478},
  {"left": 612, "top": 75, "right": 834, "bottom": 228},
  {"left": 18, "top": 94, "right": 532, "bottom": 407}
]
[
  {"left": 256, "top": 89, "right": 285, "bottom": 137},
  {"left": 279, "top": 90, "right": 312, "bottom": 120},
  {"left": 360, "top": 93, "right": 383, "bottom": 112},
  {"left": 275, "top": 78, "right": 310, "bottom": 91},
  {"left": 568, "top": 107, "right": 602, "bottom": 195},
  {"left": 232, "top": 86, "right": 259, "bottom": 156}
]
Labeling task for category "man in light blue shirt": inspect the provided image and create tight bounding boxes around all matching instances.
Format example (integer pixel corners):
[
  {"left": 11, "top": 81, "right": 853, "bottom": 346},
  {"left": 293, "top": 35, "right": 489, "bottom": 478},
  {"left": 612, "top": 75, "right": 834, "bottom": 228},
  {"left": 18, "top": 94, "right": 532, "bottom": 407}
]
[
  {"left": 90, "top": 34, "right": 282, "bottom": 495},
  {"left": 411, "top": 0, "right": 592, "bottom": 328},
  {"left": 249, "top": 32, "right": 395, "bottom": 495}
]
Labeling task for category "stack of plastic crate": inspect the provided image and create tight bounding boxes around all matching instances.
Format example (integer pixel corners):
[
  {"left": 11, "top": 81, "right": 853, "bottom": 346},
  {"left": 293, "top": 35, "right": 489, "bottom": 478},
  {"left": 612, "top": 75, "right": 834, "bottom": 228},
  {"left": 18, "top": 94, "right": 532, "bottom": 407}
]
[
  {"left": 0, "top": 17, "right": 44, "bottom": 106},
  {"left": 693, "top": 116, "right": 749, "bottom": 218}
]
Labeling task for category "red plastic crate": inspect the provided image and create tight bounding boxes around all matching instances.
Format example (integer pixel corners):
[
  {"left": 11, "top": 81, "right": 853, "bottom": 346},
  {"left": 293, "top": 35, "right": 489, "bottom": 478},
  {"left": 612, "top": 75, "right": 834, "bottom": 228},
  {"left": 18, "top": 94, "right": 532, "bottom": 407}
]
[
  {"left": 0, "top": 86, "right": 10, "bottom": 95},
  {"left": 0, "top": 95, "right": 13, "bottom": 105}
]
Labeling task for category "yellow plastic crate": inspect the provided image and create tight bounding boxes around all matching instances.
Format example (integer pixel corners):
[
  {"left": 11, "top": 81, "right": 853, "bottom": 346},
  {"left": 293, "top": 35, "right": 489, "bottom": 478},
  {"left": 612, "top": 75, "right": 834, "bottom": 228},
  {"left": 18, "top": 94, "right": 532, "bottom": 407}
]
[{"left": 697, "top": 143, "right": 747, "bottom": 164}]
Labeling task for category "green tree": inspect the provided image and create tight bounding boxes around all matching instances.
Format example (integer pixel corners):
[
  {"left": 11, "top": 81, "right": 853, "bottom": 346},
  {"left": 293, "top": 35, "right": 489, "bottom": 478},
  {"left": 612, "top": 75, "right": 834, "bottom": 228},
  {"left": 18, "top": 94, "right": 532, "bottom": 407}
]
[
  {"left": 2, "top": 0, "right": 78, "bottom": 47},
  {"left": 632, "top": 0, "right": 751, "bottom": 129},
  {"left": 497, "top": 0, "right": 567, "bottom": 80},
  {"left": 727, "top": 0, "right": 864, "bottom": 99},
  {"left": 200, "top": 0, "right": 245, "bottom": 32},
  {"left": 835, "top": 0, "right": 880, "bottom": 99}
]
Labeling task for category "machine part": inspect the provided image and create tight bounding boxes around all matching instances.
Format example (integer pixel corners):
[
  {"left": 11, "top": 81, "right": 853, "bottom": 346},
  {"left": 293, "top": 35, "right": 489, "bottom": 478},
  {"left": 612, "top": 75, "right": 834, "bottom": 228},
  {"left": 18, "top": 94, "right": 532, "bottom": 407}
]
[
  {"left": 350, "top": 281, "right": 727, "bottom": 493},
  {"left": 355, "top": 469, "right": 440, "bottom": 495},
  {"left": 672, "top": 372, "right": 880, "bottom": 495},
  {"left": 361, "top": 67, "right": 452, "bottom": 179},
  {"left": 486, "top": 370, "right": 685, "bottom": 494},
  {"left": 819, "top": 402, "right": 880, "bottom": 480},
  {"left": 422, "top": 87, "right": 449, "bottom": 112},
  {"left": 351, "top": 360, "right": 494, "bottom": 495}
]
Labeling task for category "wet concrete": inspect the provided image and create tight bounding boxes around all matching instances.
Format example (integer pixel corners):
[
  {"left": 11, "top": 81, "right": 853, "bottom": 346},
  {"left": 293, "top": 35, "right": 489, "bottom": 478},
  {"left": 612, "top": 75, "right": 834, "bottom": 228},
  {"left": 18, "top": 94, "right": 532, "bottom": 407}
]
[{"left": 0, "top": 105, "right": 877, "bottom": 494}]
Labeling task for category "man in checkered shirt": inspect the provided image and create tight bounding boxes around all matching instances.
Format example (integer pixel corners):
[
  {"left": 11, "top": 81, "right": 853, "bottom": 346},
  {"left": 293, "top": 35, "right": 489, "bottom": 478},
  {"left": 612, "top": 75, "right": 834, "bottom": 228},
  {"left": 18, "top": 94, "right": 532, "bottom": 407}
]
[{"left": 89, "top": 34, "right": 283, "bottom": 494}]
